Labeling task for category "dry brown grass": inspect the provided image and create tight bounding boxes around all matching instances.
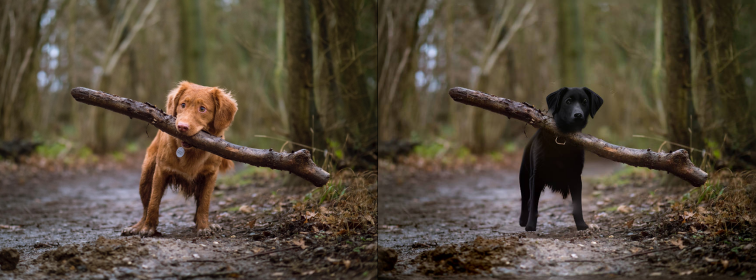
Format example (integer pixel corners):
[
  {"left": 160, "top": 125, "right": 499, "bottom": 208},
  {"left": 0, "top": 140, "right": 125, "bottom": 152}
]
[
  {"left": 678, "top": 170, "right": 756, "bottom": 232},
  {"left": 299, "top": 170, "right": 377, "bottom": 234}
]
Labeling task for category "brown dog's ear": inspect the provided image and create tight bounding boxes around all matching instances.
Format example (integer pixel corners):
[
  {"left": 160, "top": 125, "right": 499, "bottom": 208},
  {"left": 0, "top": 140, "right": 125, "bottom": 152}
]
[
  {"left": 167, "top": 81, "right": 190, "bottom": 116},
  {"left": 211, "top": 87, "right": 238, "bottom": 134}
]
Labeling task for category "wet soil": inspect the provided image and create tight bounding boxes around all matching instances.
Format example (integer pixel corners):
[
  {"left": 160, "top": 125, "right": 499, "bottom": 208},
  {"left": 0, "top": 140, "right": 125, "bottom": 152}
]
[
  {"left": 377, "top": 155, "right": 748, "bottom": 279},
  {"left": 0, "top": 156, "right": 377, "bottom": 279}
]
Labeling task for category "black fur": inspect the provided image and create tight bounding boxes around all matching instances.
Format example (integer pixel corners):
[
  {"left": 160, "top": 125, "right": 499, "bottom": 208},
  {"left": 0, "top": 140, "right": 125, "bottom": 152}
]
[{"left": 519, "top": 87, "right": 603, "bottom": 231}]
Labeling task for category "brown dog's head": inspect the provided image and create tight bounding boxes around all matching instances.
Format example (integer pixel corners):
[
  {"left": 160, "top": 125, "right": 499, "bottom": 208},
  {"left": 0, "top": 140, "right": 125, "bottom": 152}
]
[{"left": 166, "top": 81, "right": 238, "bottom": 148}]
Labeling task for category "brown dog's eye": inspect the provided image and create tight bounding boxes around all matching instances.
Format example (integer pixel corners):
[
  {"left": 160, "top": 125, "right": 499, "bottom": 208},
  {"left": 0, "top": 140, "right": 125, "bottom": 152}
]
[
  {"left": 199, "top": 106, "right": 206, "bottom": 113},
  {"left": 181, "top": 103, "right": 186, "bottom": 108}
]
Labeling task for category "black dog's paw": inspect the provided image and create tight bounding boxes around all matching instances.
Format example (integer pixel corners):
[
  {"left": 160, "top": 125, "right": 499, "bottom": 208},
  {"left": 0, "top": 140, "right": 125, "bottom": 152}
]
[
  {"left": 525, "top": 224, "right": 537, "bottom": 231},
  {"left": 575, "top": 222, "right": 589, "bottom": 231},
  {"left": 519, "top": 215, "right": 528, "bottom": 227}
]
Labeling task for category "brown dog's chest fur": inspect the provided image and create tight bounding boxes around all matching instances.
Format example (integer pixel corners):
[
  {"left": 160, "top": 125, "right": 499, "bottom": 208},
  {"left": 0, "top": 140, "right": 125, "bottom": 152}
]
[{"left": 153, "top": 131, "right": 226, "bottom": 198}]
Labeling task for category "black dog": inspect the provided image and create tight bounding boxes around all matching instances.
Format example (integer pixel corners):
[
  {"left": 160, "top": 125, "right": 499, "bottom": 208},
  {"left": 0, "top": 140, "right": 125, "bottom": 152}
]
[{"left": 519, "top": 87, "right": 603, "bottom": 231}]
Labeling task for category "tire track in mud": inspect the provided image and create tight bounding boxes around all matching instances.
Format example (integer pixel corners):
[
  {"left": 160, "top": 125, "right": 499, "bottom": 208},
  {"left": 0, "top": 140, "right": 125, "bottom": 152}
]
[{"left": 377, "top": 157, "right": 676, "bottom": 278}]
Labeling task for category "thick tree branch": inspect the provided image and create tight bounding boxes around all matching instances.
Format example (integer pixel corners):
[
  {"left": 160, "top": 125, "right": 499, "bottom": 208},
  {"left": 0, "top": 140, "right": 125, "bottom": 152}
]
[
  {"left": 449, "top": 87, "right": 708, "bottom": 187},
  {"left": 70, "top": 87, "right": 330, "bottom": 187}
]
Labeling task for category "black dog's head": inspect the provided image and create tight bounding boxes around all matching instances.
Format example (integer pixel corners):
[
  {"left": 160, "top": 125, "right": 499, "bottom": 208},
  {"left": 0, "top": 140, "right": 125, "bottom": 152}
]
[{"left": 546, "top": 87, "right": 603, "bottom": 133}]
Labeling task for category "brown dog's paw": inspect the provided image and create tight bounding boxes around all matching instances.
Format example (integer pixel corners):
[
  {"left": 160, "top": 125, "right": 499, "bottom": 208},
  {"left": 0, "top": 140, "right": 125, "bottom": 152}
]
[
  {"left": 138, "top": 227, "right": 161, "bottom": 237},
  {"left": 122, "top": 223, "right": 144, "bottom": 236},
  {"left": 197, "top": 224, "right": 221, "bottom": 236},
  {"left": 121, "top": 226, "right": 139, "bottom": 236}
]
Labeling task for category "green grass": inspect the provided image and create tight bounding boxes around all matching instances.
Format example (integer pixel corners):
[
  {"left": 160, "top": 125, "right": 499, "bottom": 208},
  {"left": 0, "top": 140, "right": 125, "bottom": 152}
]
[
  {"left": 217, "top": 166, "right": 277, "bottom": 187},
  {"left": 111, "top": 151, "right": 126, "bottom": 162},
  {"left": 224, "top": 205, "right": 241, "bottom": 212},
  {"left": 413, "top": 142, "right": 445, "bottom": 158},
  {"left": 681, "top": 181, "right": 725, "bottom": 204},
  {"left": 303, "top": 181, "right": 348, "bottom": 205},
  {"left": 35, "top": 142, "right": 67, "bottom": 159}
]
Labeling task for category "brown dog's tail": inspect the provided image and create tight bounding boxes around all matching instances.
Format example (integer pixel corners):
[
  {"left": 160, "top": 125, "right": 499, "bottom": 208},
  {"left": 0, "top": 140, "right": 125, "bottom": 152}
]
[{"left": 219, "top": 158, "right": 234, "bottom": 173}]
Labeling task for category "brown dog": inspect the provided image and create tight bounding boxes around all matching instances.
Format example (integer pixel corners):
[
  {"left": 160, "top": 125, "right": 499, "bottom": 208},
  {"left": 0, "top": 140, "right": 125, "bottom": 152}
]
[{"left": 122, "top": 81, "right": 237, "bottom": 237}]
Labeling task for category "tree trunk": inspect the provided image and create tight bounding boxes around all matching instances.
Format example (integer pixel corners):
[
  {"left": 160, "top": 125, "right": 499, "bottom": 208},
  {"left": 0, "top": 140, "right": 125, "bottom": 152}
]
[
  {"left": 707, "top": 0, "right": 756, "bottom": 167},
  {"left": 378, "top": 0, "right": 425, "bottom": 142},
  {"left": 449, "top": 87, "right": 708, "bottom": 187},
  {"left": 557, "top": 0, "right": 585, "bottom": 87},
  {"left": 313, "top": 0, "right": 344, "bottom": 144},
  {"left": 662, "top": 0, "right": 704, "bottom": 166},
  {"left": 0, "top": 0, "right": 47, "bottom": 141},
  {"left": 284, "top": 0, "right": 325, "bottom": 164},
  {"left": 179, "top": 0, "right": 207, "bottom": 85},
  {"left": 328, "top": 0, "right": 378, "bottom": 169}
]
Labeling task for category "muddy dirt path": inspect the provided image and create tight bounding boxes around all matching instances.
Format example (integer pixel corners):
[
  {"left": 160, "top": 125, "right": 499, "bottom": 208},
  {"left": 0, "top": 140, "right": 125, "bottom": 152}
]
[
  {"left": 0, "top": 158, "right": 377, "bottom": 279},
  {"left": 377, "top": 157, "right": 735, "bottom": 279}
]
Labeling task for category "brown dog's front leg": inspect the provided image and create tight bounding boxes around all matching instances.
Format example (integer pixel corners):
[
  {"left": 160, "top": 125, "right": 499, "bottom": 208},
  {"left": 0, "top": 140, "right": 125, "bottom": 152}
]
[
  {"left": 140, "top": 168, "right": 168, "bottom": 237},
  {"left": 194, "top": 173, "right": 220, "bottom": 236},
  {"left": 122, "top": 157, "right": 156, "bottom": 236}
]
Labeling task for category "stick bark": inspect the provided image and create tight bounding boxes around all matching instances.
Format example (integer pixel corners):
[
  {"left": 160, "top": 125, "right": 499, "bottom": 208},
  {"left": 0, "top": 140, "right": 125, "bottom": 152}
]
[
  {"left": 449, "top": 87, "right": 708, "bottom": 187},
  {"left": 70, "top": 87, "right": 330, "bottom": 187}
]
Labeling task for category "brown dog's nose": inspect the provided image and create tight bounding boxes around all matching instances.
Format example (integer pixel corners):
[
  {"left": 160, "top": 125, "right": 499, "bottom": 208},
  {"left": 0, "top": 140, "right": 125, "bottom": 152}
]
[{"left": 177, "top": 122, "right": 189, "bottom": 132}]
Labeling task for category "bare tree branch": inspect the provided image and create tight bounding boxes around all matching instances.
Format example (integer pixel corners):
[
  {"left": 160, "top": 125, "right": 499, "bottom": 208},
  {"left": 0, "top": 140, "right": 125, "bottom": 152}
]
[
  {"left": 482, "top": 0, "right": 535, "bottom": 75},
  {"left": 449, "top": 87, "right": 708, "bottom": 187},
  {"left": 70, "top": 87, "right": 330, "bottom": 187},
  {"left": 104, "top": 0, "right": 158, "bottom": 75}
]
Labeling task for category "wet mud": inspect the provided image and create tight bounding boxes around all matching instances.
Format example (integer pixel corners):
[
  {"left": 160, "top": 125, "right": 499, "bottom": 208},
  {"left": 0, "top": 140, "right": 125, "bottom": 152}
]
[
  {"left": 377, "top": 156, "right": 745, "bottom": 279},
  {"left": 0, "top": 157, "right": 377, "bottom": 279}
]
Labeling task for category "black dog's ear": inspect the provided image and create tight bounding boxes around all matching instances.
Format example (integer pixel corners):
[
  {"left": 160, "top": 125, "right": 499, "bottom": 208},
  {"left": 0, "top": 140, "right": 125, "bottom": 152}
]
[
  {"left": 583, "top": 87, "right": 603, "bottom": 118},
  {"left": 546, "top": 87, "right": 568, "bottom": 113}
]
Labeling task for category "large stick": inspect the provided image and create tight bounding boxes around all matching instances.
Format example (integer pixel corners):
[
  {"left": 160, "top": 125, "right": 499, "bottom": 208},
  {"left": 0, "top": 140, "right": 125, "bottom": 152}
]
[
  {"left": 71, "top": 87, "right": 330, "bottom": 187},
  {"left": 449, "top": 87, "right": 708, "bottom": 187}
]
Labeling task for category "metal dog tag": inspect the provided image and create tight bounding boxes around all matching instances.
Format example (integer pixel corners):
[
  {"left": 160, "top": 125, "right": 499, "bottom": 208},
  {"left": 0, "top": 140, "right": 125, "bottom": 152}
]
[{"left": 176, "top": 147, "right": 185, "bottom": 158}]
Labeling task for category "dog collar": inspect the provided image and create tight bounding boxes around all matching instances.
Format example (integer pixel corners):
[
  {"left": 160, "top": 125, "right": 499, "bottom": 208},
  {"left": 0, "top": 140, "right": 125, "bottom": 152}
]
[
  {"left": 176, "top": 146, "right": 185, "bottom": 158},
  {"left": 555, "top": 136, "right": 566, "bottom": 145}
]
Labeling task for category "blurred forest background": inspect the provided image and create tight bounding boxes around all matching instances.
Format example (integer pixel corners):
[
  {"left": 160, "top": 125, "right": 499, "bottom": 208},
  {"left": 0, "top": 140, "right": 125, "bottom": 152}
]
[
  {"left": 0, "top": 0, "right": 377, "bottom": 170},
  {"left": 379, "top": 0, "right": 756, "bottom": 171}
]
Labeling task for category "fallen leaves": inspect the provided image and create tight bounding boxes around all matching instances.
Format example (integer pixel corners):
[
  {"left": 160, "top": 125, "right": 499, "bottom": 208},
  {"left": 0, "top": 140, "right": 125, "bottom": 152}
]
[
  {"left": 239, "top": 205, "right": 253, "bottom": 214},
  {"left": 291, "top": 238, "right": 307, "bottom": 249},
  {"left": 247, "top": 219, "right": 257, "bottom": 228},
  {"left": 617, "top": 205, "right": 632, "bottom": 214},
  {"left": 304, "top": 211, "right": 317, "bottom": 223},
  {"left": 625, "top": 218, "right": 635, "bottom": 228},
  {"left": 669, "top": 239, "right": 685, "bottom": 249}
]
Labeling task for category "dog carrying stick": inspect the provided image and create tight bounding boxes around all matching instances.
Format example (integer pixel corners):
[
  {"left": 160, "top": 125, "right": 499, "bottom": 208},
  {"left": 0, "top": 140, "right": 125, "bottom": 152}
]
[
  {"left": 70, "top": 87, "right": 330, "bottom": 187},
  {"left": 448, "top": 87, "right": 707, "bottom": 187}
]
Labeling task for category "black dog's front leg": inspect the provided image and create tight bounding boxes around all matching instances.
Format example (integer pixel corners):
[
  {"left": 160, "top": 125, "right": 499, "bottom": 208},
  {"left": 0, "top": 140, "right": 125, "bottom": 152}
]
[
  {"left": 525, "top": 175, "right": 542, "bottom": 231},
  {"left": 569, "top": 177, "right": 589, "bottom": 230}
]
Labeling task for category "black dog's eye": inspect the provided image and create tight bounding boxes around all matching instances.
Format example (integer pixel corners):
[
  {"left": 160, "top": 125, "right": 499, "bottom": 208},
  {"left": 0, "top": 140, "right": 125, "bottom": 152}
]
[
  {"left": 181, "top": 103, "right": 186, "bottom": 108},
  {"left": 582, "top": 99, "right": 587, "bottom": 105},
  {"left": 565, "top": 98, "right": 571, "bottom": 105}
]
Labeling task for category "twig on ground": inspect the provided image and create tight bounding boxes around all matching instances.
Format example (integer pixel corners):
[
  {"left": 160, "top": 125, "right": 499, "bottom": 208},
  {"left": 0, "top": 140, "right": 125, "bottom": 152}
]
[
  {"left": 150, "top": 271, "right": 242, "bottom": 279},
  {"left": 183, "top": 246, "right": 300, "bottom": 263},
  {"left": 563, "top": 246, "right": 677, "bottom": 263}
]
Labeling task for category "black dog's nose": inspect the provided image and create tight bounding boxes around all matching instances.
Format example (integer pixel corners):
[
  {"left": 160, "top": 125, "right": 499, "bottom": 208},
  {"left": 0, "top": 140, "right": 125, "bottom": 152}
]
[{"left": 574, "top": 113, "right": 583, "bottom": 119}]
